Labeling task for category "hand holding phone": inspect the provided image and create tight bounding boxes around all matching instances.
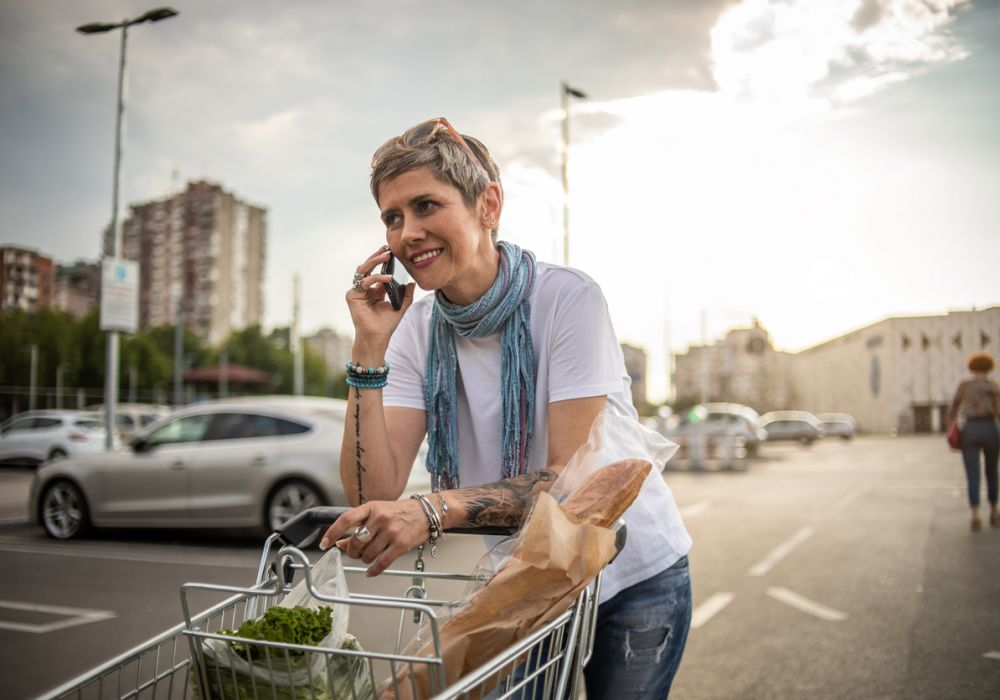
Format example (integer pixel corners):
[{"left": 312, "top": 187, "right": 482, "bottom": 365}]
[{"left": 380, "top": 253, "right": 410, "bottom": 310}]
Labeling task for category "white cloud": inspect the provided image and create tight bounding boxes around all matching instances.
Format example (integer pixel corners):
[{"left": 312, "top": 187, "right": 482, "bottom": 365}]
[{"left": 231, "top": 109, "right": 303, "bottom": 150}]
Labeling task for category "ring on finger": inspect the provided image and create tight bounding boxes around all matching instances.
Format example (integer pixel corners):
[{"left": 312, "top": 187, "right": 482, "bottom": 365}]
[
  {"left": 351, "top": 278, "right": 365, "bottom": 292},
  {"left": 354, "top": 525, "right": 373, "bottom": 544}
]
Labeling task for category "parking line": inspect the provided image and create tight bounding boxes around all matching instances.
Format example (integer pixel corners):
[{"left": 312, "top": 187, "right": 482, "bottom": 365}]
[
  {"left": 748, "top": 527, "right": 814, "bottom": 577},
  {"left": 691, "top": 592, "right": 734, "bottom": 629},
  {"left": 766, "top": 587, "right": 847, "bottom": 622},
  {"left": 0, "top": 599, "right": 115, "bottom": 633},
  {"left": 984, "top": 651, "right": 1000, "bottom": 661},
  {"left": 0, "top": 541, "right": 255, "bottom": 569},
  {"left": 679, "top": 500, "right": 712, "bottom": 518}
]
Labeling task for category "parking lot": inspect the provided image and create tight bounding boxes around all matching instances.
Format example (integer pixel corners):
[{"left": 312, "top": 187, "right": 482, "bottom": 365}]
[{"left": 1, "top": 434, "right": 998, "bottom": 699}]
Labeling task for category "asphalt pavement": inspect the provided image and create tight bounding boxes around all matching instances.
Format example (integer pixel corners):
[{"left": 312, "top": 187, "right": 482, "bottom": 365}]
[{"left": 1, "top": 434, "right": 998, "bottom": 699}]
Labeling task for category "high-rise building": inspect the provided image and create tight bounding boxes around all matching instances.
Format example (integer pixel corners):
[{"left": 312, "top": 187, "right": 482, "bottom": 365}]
[
  {"left": 620, "top": 342, "right": 648, "bottom": 410},
  {"left": 54, "top": 260, "right": 101, "bottom": 320},
  {"left": 121, "top": 180, "right": 266, "bottom": 345},
  {"left": 306, "top": 327, "right": 354, "bottom": 377},
  {"left": 0, "top": 245, "right": 55, "bottom": 313}
]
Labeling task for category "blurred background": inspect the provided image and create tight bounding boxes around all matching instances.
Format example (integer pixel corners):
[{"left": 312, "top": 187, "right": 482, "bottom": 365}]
[{"left": 1, "top": 0, "right": 998, "bottom": 424}]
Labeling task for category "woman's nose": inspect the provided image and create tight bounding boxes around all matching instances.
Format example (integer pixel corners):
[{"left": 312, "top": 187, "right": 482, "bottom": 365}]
[{"left": 399, "top": 217, "right": 425, "bottom": 246}]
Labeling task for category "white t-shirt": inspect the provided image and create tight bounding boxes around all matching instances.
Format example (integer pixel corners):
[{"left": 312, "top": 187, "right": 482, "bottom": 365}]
[{"left": 384, "top": 261, "right": 691, "bottom": 602}]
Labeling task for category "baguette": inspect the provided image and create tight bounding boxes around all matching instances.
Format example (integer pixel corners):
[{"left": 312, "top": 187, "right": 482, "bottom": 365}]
[{"left": 560, "top": 458, "right": 652, "bottom": 527}]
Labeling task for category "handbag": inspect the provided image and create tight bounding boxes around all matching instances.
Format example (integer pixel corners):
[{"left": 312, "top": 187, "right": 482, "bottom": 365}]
[{"left": 947, "top": 422, "right": 962, "bottom": 449}]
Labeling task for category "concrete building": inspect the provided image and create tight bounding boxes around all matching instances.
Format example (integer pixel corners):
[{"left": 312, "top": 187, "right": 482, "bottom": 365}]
[
  {"left": 306, "top": 327, "right": 354, "bottom": 378},
  {"left": 121, "top": 180, "right": 266, "bottom": 345},
  {"left": 53, "top": 260, "right": 101, "bottom": 320},
  {"left": 673, "top": 320, "right": 790, "bottom": 414},
  {"left": 789, "top": 307, "right": 1000, "bottom": 433},
  {"left": 672, "top": 307, "right": 1000, "bottom": 433},
  {"left": 621, "top": 342, "right": 648, "bottom": 411},
  {"left": 0, "top": 245, "right": 55, "bottom": 313}
]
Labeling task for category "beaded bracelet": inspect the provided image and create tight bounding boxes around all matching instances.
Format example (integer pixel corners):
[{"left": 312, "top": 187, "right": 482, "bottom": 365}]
[{"left": 345, "top": 360, "right": 389, "bottom": 389}]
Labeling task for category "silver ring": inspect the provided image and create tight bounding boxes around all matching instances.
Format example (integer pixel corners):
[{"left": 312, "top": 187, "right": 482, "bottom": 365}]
[
  {"left": 353, "top": 272, "right": 365, "bottom": 281},
  {"left": 351, "top": 279, "right": 364, "bottom": 292},
  {"left": 354, "top": 525, "right": 373, "bottom": 544}
]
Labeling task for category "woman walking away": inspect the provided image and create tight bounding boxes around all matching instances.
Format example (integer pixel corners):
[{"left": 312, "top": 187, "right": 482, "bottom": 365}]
[
  {"left": 948, "top": 351, "right": 999, "bottom": 531},
  {"left": 320, "top": 117, "right": 693, "bottom": 698}
]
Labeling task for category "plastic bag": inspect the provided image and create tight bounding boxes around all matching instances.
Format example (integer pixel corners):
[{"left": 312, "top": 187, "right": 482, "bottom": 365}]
[{"left": 194, "top": 547, "right": 372, "bottom": 699}]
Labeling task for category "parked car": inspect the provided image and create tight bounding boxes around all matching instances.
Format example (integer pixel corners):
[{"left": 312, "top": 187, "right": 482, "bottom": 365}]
[
  {"left": 666, "top": 402, "right": 768, "bottom": 457},
  {"left": 0, "top": 410, "right": 110, "bottom": 467},
  {"left": 88, "top": 403, "right": 173, "bottom": 441},
  {"left": 817, "top": 413, "right": 858, "bottom": 440},
  {"left": 29, "top": 396, "right": 429, "bottom": 541},
  {"left": 760, "top": 410, "right": 825, "bottom": 444}
]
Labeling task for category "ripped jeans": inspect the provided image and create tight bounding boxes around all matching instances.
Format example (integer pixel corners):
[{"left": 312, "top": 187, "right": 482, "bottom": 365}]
[{"left": 584, "top": 556, "right": 692, "bottom": 699}]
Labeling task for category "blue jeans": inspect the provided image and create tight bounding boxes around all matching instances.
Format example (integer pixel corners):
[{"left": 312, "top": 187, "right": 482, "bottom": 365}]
[
  {"left": 961, "top": 418, "right": 999, "bottom": 507},
  {"left": 584, "top": 555, "right": 692, "bottom": 699}
]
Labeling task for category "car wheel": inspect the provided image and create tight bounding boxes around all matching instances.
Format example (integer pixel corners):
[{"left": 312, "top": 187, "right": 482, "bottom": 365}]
[
  {"left": 40, "top": 480, "right": 90, "bottom": 540},
  {"left": 265, "top": 480, "right": 325, "bottom": 541},
  {"left": 48, "top": 448, "right": 67, "bottom": 461}
]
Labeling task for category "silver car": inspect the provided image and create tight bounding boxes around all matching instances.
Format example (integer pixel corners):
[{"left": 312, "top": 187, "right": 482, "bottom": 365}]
[
  {"left": 29, "top": 396, "right": 429, "bottom": 540},
  {"left": 0, "top": 410, "right": 109, "bottom": 466},
  {"left": 761, "top": 410, "right": 825, "bottom": 444}
]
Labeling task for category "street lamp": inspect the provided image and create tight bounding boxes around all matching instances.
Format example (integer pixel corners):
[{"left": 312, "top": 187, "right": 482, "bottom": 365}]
[
  {"left": 561, "top": 81, "right": 587, "bottom": 267},
  {"left": 77, "top": 7, "right": 179, "bottom": 449}
]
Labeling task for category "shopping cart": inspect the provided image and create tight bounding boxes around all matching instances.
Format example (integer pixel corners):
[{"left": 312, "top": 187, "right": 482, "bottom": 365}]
[{"left": 42, "top": 506, "right": 625, "bottom": 700}]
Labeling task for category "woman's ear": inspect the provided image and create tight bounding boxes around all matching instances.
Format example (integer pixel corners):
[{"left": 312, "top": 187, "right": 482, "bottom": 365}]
[{"left": 480, "top": 182, "right": 503, "bottom": 228}]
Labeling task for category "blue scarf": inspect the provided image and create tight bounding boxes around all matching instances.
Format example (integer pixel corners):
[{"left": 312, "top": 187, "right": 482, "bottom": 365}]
[{"left": 424, "top": 241, "right": 537, "bottom": 490}]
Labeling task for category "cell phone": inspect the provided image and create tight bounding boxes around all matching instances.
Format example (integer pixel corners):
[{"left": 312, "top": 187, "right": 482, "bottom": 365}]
[{"left": 380, "top": 252, "right": 410, "bottom": 310}]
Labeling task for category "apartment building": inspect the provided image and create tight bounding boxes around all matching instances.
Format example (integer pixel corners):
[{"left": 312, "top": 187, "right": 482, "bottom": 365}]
[
  {"left": 121, "top": 180, "right": 266, "bottom": 345},
  {"left": 0, "top": 245, "right": 55, "bottom": 313},
  {"left": 306, "top": 327, "right": 354, "bottom": 378},
  {"left": 673, "top": 320, "right": 790, "bottom": 414},
  {"left": 620, "top": 342, "right": 648, "bottom": 410},
  {"left": 53, "top": 260, "right": 101, "bottom": 320}
]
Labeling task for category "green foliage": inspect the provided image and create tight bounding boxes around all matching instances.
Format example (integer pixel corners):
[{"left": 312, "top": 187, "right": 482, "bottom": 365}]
[
  {"left": 0, "top": 310, "right": 341, "bottom": 409},
  {"left": 222, "top": 605, "right": 333, "bottom": 662}
]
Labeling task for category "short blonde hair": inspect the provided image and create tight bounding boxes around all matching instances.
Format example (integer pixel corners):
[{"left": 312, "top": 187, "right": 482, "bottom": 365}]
[
  {"left": 968, "top": 351, "right": 995, "bottom": 373},
  {"left": 370, "top": 118, "right": 502, "bottom": 242}
]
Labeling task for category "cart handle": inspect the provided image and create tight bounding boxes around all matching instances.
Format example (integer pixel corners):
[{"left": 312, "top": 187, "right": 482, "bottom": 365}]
[{"left": 275, "top": 506, "right": 520, "bottom": 547}]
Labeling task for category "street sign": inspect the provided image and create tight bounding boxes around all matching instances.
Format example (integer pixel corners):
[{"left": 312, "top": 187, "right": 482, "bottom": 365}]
[{"left": 99, "top": 258, "right": 139, "bottom": 333}]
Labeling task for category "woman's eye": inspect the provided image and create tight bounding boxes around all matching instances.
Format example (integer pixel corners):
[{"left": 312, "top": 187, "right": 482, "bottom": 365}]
[
  {"left": 382, "top": 213, "right": 401, "bottom": 228},
  {"left": 415, "top": 199, "right": 438, "bottom": 215}
]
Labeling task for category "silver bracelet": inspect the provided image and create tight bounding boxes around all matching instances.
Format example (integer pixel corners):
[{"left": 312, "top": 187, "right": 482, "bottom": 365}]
[
  {"left": 436, "top": 493, "right": 449, "bottom": 528},
  {"left": 410, "top": 494, "right": 442, "bottom": 556}
]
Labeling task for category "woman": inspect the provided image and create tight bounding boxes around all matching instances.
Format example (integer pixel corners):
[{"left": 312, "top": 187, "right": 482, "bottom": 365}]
[
  {"left": 320, "top": 118, "right": 692, "bottom": 698},
  {"left": 947, "top": 351, "right": 999, "bottom": 531}
]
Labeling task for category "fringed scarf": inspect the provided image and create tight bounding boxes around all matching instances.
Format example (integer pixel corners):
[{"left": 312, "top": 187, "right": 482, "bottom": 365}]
[{"left": 424, "top": 241, "right": 537, "bottom": 490}]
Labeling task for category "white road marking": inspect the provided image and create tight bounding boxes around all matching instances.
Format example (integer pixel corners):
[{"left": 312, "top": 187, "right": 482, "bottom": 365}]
[
  {"left": 834, "top": 485, "right": 868, "bottom": 509},
  {"left": 0, "top": 599, "right": 115, "bottom": 633},
  {"left": 766, "top": 587, "right": 847, "bottom": 622},
  {"left": 680, "top": 500, "right": 712, "bottom": 518},
  {"left": 0, "top": 541, "right": 256, "bottom": 569},
  {"left": 748, "top": 527, "right": 814, "bottom": 577},
  {"left": 691, "top": 592, "right": 735, "bottom": 629},
  {"left": 984, "top": 651, "right": 1000, "bottom": 661}
]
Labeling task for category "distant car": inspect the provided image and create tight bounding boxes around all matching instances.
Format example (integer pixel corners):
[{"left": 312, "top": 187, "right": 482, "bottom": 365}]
[
  {"left": 30, "top": 396, "right": 429, "bottom": 541},
  {"left": 761, "top": 410, "right": 825, "bottom": 444},
  {"left": 666, "top": 402, "right": 768, "bottom": 457},
  {"left": 0, "top": 410, "right": 110, "bottom": 467},
  {"left": 88, "top": 403, "right": 173, "bottom": 441},
  {"left": 817, "top": 413, "right": 858, "bottom": 440}
]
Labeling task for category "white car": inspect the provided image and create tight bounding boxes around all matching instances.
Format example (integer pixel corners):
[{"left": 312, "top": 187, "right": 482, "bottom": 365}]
[
  {"left": 30, "top": 396, "right": 430, "bottom": 540},
  {"left": 817, "top": 413, "right": 858, "bottom": 440},
  {"left": 0, "top": 410, "right": 109, "bottom": 466},
  {"left": 88, "top": 403, "right": 173, "bottom": 441},
  {"left": 761, "top": 410, "right": 825, "bottom": 444}
]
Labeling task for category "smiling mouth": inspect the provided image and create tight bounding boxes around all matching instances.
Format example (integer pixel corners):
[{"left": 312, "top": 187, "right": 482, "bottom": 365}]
[{"left": 411, "top": 248, "right": 443, "bottom": 265}]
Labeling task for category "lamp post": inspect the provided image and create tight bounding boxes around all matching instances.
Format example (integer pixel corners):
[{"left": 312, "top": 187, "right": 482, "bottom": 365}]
[
  {"left": 561, "top": 81, "right": 587, "bottom": 267},
  {"left": 77, "top": 7, "right": 178, "bottom": 448}
]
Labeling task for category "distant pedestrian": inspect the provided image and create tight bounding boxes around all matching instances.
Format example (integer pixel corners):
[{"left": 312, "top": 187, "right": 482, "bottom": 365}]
[{"left": 947, "top": 351, "right": 999, "bottom": 531}]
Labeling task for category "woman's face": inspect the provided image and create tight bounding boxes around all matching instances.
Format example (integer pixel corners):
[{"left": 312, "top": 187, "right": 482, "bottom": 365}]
[{"left": 378, "top": 166, "right": 500, "bottom": 306}]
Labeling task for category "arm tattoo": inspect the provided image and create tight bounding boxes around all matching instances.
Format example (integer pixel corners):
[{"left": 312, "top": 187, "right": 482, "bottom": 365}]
[
  {"left": 353, "top": 388, "right": 365, "bottom": 504},
  {"left": 453, "top": 469, "right": 558, "bottom": 528}
]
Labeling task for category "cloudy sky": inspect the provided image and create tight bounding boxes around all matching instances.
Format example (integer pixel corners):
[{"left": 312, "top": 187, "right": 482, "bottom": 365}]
[{"left": 3, "top": 0, "right": 998, "bottom": 400}]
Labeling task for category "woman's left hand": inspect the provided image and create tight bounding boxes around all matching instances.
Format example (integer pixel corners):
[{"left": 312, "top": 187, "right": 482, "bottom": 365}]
[{"left": 319, "top": 498, "right": 431, "bottom": 577}]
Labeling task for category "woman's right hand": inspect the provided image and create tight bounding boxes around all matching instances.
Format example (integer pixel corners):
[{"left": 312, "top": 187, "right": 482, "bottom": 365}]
[{"left": 347, "top": 245, "right": 415, "bottom": 349}]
